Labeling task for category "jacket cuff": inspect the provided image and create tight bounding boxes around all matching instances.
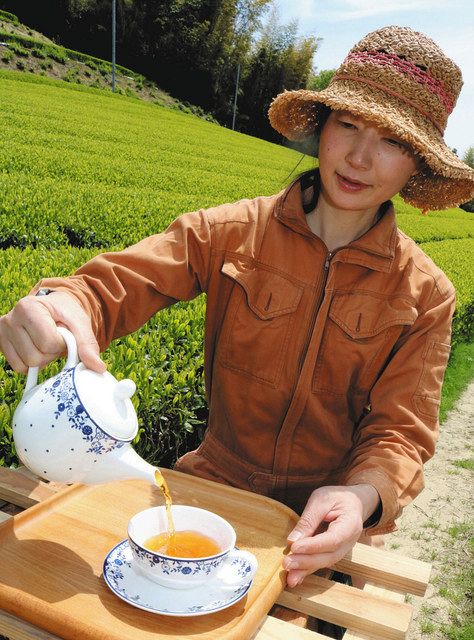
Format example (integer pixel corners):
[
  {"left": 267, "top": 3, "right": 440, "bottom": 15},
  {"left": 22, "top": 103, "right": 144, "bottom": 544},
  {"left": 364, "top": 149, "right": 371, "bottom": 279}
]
[{"left": 343, "top": 468, "right": 400, "bottom": 532}]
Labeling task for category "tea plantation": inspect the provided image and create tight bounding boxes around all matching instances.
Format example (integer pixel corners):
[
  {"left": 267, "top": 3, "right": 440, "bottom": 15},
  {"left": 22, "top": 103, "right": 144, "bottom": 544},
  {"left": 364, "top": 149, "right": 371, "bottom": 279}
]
[{"left": 1, "top": 69, "right": 473, "bottom": 468}]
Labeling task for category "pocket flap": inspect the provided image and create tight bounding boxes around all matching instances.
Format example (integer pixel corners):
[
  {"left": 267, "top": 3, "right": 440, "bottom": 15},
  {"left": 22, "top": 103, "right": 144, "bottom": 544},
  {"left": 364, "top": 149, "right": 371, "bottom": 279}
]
[
  {"left": 221, "top": 257, "right": 303, "bottom": 320},
  {"left": 329, "top": 293, "right": 418, "bottom": 338}
]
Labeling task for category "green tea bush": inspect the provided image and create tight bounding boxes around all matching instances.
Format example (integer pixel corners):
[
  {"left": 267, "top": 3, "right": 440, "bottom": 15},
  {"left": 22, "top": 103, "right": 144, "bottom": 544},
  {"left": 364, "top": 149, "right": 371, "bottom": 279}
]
[
  {"left": 0, "top": 10, "right": 19, "bottom": 24},
  {"left": 46, "top": 46, "right": 68, "bottom": 64},
  {"left": 1, "top": 48, "right": 13, "bottom": 63},
  {"left": 62, "top": 67, "right": 80, "bottom": 83},
  {"left": 9, "top": 41, "right": 29, "bottom": 57},
  {"left": 0, "top": 69, "right": 472, "bottom": 470},
  {"left": 420, "top": 238, "right": 474, "bottom": 345},
  {"left": 31, "top": 47, "right": 47, "bottom": 59},
  {"left": 0, "top": 245, "right": 205, "bottom": 468}
]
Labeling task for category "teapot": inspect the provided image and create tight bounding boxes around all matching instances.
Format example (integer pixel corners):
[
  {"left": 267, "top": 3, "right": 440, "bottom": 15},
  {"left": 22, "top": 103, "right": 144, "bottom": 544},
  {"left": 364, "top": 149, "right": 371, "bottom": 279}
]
[{"left": 12, "top": 327, "right": 158, "bottom": 485}]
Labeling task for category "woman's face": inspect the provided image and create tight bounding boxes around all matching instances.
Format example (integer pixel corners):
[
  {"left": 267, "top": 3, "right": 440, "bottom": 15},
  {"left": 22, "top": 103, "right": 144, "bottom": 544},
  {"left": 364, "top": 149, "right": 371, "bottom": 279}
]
[{"left": 318, "top": 110, "right": 419, "bottom": 216}]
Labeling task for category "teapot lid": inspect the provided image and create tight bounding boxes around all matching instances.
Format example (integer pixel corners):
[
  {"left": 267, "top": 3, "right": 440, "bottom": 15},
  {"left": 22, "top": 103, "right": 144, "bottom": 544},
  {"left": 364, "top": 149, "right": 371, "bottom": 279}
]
[{"left": 74, "top": 363, "right": 138, "bottom": 441}]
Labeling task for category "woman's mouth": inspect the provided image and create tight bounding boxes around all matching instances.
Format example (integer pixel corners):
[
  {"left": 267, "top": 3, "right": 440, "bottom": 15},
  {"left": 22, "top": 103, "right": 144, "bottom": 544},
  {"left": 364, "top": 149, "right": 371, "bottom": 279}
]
[{"left": 336, "top": 173, "right": 370, "bottom": 193}]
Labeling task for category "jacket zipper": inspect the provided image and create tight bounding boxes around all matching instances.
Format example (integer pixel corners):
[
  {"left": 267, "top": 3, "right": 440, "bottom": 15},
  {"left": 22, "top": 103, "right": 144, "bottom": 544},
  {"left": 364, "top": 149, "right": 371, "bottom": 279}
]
[
  {"left": 295, "top": 249, "right": 336, "bottom": 380},
  {"left": 275, "top": 247, "right": 337, "bottom": 473}
]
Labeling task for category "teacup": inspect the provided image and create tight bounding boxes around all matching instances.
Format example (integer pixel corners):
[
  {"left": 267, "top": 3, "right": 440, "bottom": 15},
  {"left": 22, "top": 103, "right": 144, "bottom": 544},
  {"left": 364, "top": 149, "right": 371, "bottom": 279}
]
[{"left": 128, "top": 505, "right": 258, "bottom": 590}]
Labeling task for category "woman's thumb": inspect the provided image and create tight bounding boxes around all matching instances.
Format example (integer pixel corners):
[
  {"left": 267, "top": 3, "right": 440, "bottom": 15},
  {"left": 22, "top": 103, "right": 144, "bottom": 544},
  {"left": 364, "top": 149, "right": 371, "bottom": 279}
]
[
  {"left": 287, "top": 512, "right": 320, "bottom": 543},
  {"left": 287, "top": 492, "right": 327, "bottom": 543},
  {"left": 78, "top": 338, "right": 107, "bottom": 373}
]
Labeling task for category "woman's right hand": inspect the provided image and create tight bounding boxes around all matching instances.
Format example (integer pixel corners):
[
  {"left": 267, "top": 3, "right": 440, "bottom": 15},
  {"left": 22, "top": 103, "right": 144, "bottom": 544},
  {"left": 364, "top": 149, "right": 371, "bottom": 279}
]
[{"left": 0, "top": 291, "right": 106, "bottom": 375}]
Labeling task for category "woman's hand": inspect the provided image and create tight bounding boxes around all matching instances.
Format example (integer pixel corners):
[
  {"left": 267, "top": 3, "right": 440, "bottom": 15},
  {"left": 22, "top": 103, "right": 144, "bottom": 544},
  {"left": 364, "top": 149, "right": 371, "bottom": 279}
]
[
  {"left": 283, "top": 484, "right": 380, "bottom": 588},
  {"left": 0, "top": 291, "right": 106, "bottom": 374}
]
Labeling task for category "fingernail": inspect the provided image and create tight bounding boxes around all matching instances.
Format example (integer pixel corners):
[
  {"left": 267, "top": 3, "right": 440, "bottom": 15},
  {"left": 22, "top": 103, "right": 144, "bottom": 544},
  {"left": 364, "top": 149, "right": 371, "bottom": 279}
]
[
  {"left": 284, "top": 560, "right": 299, "bottom": 570},
  {"left": 287, "top": 530, "right": 303, "bottom": 543}
]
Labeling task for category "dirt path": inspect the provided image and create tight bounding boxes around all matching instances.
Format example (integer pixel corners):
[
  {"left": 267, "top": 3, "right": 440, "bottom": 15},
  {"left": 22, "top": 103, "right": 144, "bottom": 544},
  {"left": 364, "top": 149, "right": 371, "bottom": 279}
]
[{"left": 387, "top": 380, "right": 474, "bottom": 638}]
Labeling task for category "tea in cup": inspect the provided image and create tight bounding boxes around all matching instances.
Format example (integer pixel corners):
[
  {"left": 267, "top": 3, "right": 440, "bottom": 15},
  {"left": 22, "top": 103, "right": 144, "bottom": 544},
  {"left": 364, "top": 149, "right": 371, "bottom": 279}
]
[{"left": 127, "top": 505, "right": 258, "bottom": 590}]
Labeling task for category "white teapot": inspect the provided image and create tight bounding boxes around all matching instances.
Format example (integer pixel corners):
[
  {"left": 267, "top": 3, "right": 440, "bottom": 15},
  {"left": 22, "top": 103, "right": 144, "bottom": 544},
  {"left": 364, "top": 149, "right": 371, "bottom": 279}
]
[{"left": 12, "top": 327, "right": 158, "bottom": 485}]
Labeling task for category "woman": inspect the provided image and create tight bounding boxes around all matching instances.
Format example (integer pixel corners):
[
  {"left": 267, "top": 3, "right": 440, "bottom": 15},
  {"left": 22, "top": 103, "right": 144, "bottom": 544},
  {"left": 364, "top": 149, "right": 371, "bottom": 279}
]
[{"left": 1, "top": 26, "right": 473, "bottom": 595}]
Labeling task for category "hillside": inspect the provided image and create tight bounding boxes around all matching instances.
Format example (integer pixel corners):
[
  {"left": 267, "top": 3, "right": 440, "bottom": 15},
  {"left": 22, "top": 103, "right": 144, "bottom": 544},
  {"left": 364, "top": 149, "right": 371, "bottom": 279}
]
[{"left": 0, "top": 10, "right": 216, "bottom": 123}]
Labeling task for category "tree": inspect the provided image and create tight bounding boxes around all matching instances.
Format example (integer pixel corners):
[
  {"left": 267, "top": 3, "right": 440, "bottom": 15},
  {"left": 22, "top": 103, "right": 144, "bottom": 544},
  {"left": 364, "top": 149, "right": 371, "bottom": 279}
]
[
  {"left": 458, "top": 146, "right": 474, "bottom": 212},
  {"left": 238, "top": 8, "right": 320, "bottom": 140},
  {"left": 463, "top": 146, "right": 474, "bottom": 169},
  {"left": 459, "top": 147, "right": 474, "bottom": 213},
  {"left": 307, "top": 68, "right": 335, "bottom": 91}
]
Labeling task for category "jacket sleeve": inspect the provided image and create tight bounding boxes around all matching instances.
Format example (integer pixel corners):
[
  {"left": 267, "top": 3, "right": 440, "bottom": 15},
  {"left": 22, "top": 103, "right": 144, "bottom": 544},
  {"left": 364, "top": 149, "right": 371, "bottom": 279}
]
[
  {"left": 342, "top": 283, "right": 456, "bottom": 534},
  {"left": 30, "top": 210, "right": 212, "bottom": 352}
]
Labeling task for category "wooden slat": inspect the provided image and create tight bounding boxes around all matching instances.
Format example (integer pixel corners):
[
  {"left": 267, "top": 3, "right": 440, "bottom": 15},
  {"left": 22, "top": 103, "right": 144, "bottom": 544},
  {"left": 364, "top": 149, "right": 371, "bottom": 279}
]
[
  {"left": 333, "top": 541, "right": 431, "bottom": 596},
  {"left": 253, "top": 615, "right": 327, "bottom": 639},
  {"left": 14, "top": 466, "right": 67, "bottom": 494},
  {"left": 0, "top": 610, "right": 63, "bottom": 640},
  {"left": 15, "top": 465, "right": 43, "bottom": 480},
  {"left": 364, "top": 583, "right": 406, "bottom": 602},
  {"left": 343, "top": 582, "right": 407, "bottom": 640},
  {"left": 0, "top": 466, "right": 60, "bottom": 509},
  {"left": 0, "top": 510, "right": 12, "bottom": 523},
  {"left": 276, "top": 574, "right": 412, "bottom": 640}
]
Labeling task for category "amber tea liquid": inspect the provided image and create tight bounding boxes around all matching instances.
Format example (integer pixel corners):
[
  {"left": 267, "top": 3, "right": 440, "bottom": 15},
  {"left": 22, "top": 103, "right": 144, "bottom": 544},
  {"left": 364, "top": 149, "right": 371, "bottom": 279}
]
[
  {"left": 151, "top": 470, "right": 221, "bottom": 557},
  {"left": 154, "top": 469, "right": 175, "bottom": 537},
  {"left": 144, "top": 529, "right": 221, "bottom": 558}
]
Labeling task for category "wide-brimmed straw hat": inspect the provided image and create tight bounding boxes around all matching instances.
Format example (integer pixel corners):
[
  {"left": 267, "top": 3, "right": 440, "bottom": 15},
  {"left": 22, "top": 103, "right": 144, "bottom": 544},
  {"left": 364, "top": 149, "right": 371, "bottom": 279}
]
[{"left": 268, "top": 26, "right": 474, "bottom": 211}]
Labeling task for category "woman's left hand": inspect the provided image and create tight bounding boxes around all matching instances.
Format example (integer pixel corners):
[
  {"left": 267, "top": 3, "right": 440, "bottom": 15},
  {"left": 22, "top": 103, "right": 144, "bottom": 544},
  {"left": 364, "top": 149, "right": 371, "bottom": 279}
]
[{"left": 283, "top": 484, "right": 380, "bottom": 588}]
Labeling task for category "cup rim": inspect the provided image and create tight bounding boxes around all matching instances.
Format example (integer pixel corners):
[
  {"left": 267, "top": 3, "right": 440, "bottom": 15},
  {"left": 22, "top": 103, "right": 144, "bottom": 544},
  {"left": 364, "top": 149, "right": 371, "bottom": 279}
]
[{"left": 127, "top": 505, "right": 236, "bottom": 561}]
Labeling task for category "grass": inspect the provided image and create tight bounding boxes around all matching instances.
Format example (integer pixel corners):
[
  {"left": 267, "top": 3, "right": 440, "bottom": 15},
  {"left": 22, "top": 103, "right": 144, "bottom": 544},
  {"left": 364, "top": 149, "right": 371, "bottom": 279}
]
[
  {"left": 411, "top": 340, "right": 474, "bottom": 639},
  {"left": 440, "top": 341, "right": 474, "bottom": 423},
  {"left": 421, "top": 620, "right": 436, "bottom": 634},
  {"left": 447, "top": 523, "right": 471, "bottom": 540},
  {"left": 417, "top": 521, "right": 473, "bottom": 638},
  {"left": 442, "top": 553, "right": 474, "bottom": 639},
  {"left": 451, "top": 459, "right": 474, "bottom": 471}
]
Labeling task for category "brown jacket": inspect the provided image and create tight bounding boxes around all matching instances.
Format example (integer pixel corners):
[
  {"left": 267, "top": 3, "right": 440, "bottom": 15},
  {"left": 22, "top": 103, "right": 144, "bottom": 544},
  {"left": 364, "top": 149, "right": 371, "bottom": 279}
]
[{"left": 33, "top": 175, "right": 455, "bottom": 534}]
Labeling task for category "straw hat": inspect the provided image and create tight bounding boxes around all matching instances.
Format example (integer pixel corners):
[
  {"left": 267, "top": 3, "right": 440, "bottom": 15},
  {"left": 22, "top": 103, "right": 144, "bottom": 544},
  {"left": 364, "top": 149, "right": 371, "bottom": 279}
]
[{"left": 268, "top": 26, "right": 474, "bottom": 211}]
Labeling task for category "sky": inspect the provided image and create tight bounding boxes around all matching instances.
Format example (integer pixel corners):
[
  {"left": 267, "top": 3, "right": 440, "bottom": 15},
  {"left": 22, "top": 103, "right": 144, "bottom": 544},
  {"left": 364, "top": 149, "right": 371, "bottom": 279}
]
[{"left": 275, "top": 0, "right": 474, "bottom": 159}]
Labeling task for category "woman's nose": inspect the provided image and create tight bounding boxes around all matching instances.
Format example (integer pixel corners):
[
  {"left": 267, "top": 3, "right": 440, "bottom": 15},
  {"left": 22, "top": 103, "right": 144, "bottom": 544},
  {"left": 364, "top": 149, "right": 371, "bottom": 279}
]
[{"left": 345, "top": 134, "right": 374, "bottom": 170}]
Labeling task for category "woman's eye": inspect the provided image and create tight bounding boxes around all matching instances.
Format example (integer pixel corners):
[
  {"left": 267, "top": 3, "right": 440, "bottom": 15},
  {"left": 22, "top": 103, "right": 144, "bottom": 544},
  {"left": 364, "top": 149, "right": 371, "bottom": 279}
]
[
  {"left": 385, "top": 138, "right": 404, "bottom": 148},
  {"left": 339, "top": 120, "right": 356, "bottom": 129}
]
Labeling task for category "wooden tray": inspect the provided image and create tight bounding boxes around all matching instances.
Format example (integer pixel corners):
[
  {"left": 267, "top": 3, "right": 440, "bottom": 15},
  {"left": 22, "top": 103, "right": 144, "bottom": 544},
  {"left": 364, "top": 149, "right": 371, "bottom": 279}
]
[{"left": 0, "top": 468, "right": 298, "bottom": 640}]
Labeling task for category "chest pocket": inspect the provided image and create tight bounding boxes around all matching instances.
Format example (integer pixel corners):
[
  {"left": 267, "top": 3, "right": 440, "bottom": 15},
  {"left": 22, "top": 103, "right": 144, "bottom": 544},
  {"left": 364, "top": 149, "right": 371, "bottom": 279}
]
[
  {"left": 219, "top": 257, "right": 303, "bottom": 386},
  {"left": 312, "top": 292, "right": 418, "bottom": 396}
]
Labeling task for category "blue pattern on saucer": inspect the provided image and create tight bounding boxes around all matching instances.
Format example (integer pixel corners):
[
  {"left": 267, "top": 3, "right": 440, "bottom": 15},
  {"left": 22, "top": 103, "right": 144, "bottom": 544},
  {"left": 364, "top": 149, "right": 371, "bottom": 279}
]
[{"left": 102, "top": 539, "right": 253, "bottom": 616}]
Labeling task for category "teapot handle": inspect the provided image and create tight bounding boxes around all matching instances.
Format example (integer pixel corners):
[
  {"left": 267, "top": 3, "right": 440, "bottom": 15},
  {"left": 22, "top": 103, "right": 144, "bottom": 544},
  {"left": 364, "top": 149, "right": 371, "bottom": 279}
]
[{"left": 25, "top": 327, "right": 80, "bottom": 393}]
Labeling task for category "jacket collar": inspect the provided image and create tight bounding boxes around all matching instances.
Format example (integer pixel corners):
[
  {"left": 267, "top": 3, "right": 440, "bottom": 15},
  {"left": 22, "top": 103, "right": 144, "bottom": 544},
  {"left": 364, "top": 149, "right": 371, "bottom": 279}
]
[{"left": 274, "top": 170, "right": 398, "bottom": 273}]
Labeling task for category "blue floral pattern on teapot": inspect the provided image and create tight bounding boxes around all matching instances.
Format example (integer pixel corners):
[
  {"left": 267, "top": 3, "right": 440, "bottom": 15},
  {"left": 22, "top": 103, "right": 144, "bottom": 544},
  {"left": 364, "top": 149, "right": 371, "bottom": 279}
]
[{"left": 46, "top": 367, "right": 124, "bottom": 456}]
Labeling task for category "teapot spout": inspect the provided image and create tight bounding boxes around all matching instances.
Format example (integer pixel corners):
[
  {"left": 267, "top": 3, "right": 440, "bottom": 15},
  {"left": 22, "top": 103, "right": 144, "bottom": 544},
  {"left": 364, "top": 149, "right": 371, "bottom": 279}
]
[{"left": 88, "top": 444, "right": 158, "bottom": 485}]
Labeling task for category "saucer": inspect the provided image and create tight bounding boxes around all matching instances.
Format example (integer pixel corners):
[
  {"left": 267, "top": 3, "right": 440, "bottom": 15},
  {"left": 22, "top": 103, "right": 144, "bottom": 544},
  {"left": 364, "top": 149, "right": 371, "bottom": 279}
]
[{"left": 102, "top": 539, "right": 254, "bottom": 616}]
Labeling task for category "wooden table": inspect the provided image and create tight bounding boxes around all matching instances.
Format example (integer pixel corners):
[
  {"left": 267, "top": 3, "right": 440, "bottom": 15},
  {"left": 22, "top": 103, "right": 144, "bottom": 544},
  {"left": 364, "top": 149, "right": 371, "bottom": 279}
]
[{"left": 0, "top": 466, "right": 431, "bottom": 640}]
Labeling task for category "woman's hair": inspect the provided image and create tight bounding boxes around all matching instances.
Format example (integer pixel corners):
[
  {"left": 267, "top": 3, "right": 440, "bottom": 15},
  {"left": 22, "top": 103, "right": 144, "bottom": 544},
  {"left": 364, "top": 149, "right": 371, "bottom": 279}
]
[{"left": 284, "top": 105, "right": 331, "bottom": 186}]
